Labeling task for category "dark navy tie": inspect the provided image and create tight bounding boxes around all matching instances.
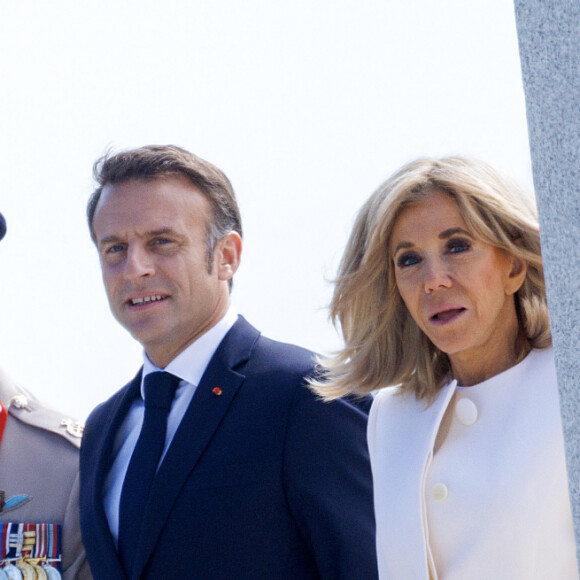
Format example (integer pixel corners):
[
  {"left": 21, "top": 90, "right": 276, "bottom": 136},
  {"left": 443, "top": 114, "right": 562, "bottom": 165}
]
[{"left": 118, "top": 371, "right": 180, "bottom": 575}]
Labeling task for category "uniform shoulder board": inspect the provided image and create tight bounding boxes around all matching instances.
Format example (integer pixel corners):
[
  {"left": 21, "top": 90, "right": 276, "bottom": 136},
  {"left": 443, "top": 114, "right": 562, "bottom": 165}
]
[
  {"left": 7, "top": 393, "right": 84, "bottom": 448},
  {"left": 0, "top": 368, "right": 84, "bottom": 447}
]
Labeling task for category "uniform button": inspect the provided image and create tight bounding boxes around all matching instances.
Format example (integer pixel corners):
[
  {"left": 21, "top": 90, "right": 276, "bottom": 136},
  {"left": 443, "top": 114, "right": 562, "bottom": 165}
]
[
  {"left": 9, "top": 395, "right": 29, "bottom": 410},
  {"left": 431, "top": 483, "right": 449, "bottom": 503},
  {"left": 456, "top": 397, "right": 478, "bottom": 426}
]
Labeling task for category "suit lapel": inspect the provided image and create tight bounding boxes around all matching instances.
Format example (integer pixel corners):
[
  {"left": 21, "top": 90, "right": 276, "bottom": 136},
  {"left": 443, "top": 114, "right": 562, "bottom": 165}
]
[
  {"left": 131, "top": 317, "right": 260, "bottom": 579},
  {"left": 84, "top": 372, "right": 142, "bottom": 580}
]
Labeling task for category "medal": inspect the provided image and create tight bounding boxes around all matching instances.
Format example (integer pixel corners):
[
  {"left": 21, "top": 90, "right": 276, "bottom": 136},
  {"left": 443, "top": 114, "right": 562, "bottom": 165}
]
[
  {"left": 40, "top": 565, "right": 60, "bottom": 580},
  {"left": 14, "top": 562, "right": 34, "bottom": 580},
  {"left": 30, "top": 562, "right": 48, "bottom": 580},
  {"left": 0, "top": 524, "right": 62, "bottom": 578},
  {"left": 2, "top": 564, "right": 22, "bottom": 580}
]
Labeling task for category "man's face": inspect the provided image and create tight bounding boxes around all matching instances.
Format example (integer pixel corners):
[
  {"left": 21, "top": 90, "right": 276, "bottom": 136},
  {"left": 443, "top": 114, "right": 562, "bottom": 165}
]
[{"left": 92, "top": 176, "right": 240, "bottom": 367}]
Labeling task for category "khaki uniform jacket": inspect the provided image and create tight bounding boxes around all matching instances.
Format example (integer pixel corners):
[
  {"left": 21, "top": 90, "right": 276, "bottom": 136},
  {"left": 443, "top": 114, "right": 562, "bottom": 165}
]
[{"left": 0, "top": 366, "right": 91, "bottom": 579}]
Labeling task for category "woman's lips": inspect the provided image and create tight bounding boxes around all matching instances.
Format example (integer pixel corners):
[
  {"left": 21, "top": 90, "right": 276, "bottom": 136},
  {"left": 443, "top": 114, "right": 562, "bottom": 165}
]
[{"left": 430, "top": 307, "right": 466, "bottom": 324}]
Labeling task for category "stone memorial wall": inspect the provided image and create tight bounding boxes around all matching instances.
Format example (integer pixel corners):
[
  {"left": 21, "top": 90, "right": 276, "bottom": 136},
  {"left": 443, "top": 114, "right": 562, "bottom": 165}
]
[{"left": 514, "top": 0, "right": 580, "bottom": 566}]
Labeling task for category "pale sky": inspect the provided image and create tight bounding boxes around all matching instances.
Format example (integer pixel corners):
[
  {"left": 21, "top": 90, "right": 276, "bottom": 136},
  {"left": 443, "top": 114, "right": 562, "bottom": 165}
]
[{"left": 0, "top": 0, "right": 533, "bottom": 420}]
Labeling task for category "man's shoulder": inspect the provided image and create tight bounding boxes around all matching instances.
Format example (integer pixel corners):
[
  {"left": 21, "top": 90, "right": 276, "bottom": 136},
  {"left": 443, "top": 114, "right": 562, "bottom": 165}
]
[
  {"left": 230, "top": 320, "right": 374, "bottom": 412},
  {"left": 223, "top": 316, "right": 316, "bottom": 376},
  {"left": 0, "top": 366, "right": 84, "bottom": 450},
  {"left": 254, "top": 333, "right": 316, "bottom": 369},
  {"left": 241, "top": 334, "right": 317, "bottom": 391}
]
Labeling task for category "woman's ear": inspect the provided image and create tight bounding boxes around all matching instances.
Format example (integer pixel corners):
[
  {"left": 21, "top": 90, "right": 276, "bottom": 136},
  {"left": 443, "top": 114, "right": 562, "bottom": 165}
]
[{"left": 506, "top": 253, "right": 528, "bottom": 295}]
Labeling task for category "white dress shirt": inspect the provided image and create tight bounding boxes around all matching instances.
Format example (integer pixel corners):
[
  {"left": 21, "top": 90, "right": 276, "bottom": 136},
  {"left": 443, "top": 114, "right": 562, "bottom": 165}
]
[{"left": 103, "top": 306, "right": 238, "bottom": 543}]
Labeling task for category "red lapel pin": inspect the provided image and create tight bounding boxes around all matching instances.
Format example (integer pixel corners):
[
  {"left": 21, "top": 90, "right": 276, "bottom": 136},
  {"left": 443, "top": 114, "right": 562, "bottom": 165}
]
[{"left": 212, "top": 387, "right": 223, "bottom": 396}]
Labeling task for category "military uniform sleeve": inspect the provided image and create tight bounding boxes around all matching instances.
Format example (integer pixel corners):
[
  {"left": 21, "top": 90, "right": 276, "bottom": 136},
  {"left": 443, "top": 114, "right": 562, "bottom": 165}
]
[{"left": 61, "top": 472, "right": 92, "bottom": 579}]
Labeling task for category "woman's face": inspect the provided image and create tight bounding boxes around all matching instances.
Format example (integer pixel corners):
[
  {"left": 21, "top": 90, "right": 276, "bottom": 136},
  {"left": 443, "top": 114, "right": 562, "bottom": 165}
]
[{"left": 390, "top": 191, "right": 526, "bottom": 382}]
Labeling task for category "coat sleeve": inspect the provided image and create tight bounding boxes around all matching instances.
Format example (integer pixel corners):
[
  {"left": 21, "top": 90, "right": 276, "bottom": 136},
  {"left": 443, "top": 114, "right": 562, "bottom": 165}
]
[
  {"left": 282, "top": 385, "right": 378, "bottom": 580},
  {"left": 62, "top": 472, "right": 93, "bottom": 580}
]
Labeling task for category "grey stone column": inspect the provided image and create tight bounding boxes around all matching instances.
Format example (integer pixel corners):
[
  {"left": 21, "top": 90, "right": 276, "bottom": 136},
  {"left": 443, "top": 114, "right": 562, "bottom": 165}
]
[{"left": 514, "top": 0, "right": 580, "bottom": 564}]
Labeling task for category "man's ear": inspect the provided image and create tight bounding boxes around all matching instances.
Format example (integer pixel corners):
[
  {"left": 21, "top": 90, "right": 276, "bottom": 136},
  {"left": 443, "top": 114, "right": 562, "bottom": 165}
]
[{"left": 216, "top": 232, "right": 242, "bottom": 281}]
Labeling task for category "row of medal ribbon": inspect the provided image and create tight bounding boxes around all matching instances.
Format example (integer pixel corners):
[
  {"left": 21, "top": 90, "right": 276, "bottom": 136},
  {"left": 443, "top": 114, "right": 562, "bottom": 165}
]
[{"left": 0, "top": 523, "right": 61, "bottom": 579}]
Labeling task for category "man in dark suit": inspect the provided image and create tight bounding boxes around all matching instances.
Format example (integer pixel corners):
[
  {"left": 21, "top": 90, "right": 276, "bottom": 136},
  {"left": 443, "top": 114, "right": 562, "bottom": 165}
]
[{"left": 79, "top": 145, "right": 378, "bottom": 580}]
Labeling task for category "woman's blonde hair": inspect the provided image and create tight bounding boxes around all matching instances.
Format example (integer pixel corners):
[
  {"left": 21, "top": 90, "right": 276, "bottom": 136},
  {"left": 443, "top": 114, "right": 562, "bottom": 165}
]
[{"left": 313, "top": 156, "right": 551, "bottom": 401}]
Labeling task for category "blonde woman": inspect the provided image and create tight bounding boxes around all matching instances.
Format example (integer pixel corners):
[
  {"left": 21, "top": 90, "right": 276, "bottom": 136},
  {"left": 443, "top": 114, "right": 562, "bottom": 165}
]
[{"left": 313, "top": 157, "right": 578, "bottom": 579}]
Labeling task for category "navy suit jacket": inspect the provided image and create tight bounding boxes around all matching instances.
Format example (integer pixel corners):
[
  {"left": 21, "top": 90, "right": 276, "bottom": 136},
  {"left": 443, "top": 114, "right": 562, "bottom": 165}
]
[{"left": 80, "top": 317, "right": 378, "bottom": 579}]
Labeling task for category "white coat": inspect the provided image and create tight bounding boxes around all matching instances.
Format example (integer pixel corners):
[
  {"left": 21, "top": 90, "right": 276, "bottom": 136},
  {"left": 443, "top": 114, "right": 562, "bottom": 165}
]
[{"left": 368, "top": 348, "right": 578, "bottom": 579}]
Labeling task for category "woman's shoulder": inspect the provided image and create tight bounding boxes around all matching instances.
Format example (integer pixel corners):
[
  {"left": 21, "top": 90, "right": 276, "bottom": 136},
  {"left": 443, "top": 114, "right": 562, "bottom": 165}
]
[
  {"left": 369, "top": 385, "right": 432, "bottom": 436},
  {"left": 370, "top": 380, "right": 454, "bottom": 413},
  {"left": 369, "top": 380, "right": 456, "bottom": 431},
  {"left": 509, "top": 346, "right": 555, "bottom": 385},
  {"left": 528, "top": 346, "right": 554, "bottom": 367},
  {"left": 373, "top": 385, "right": 403, "bottom": 403},
  {"left": 370, "top": 385, "right": 411, "bottom": 418}
]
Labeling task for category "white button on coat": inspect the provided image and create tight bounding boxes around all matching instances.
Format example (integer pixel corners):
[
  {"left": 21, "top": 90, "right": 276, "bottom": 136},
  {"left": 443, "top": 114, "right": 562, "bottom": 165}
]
[
  {"left": 455, "top": 397, "right": 478, "bottom": 426},
  {"left": 432, "top": 483, "right": 449, "bottom": 503}
]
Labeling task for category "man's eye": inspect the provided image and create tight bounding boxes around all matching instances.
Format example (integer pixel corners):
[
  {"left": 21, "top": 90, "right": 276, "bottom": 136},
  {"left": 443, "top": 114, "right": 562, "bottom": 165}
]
[
  {"left": 107, "top": 244, "right": 125, "bottom": 254},
  {"left": 154, "top": 238, "right": 172, "bottom": 245},
  {"left": 396, "top": 253, "right": 420, "bottom": 268}
]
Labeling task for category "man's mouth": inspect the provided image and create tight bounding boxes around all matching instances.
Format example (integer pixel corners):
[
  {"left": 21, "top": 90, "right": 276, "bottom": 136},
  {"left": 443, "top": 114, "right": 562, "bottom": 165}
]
[{"left": 129, "top": 295, "right": 168, "bottom": 306}]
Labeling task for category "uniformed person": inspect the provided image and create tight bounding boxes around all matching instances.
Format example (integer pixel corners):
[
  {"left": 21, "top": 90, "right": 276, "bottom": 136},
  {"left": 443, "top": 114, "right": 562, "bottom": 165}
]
[{"left": 0, "top": 212, "right": 91, "bottom": 579}]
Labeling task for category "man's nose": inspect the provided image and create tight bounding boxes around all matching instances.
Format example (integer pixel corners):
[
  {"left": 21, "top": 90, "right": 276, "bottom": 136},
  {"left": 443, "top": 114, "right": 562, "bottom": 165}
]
[{"left": 123, "top": 246, "right": 155, "bottom": 280}]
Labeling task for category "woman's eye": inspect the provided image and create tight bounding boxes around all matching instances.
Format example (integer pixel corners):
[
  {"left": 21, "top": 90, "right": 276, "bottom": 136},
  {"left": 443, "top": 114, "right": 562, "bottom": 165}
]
[
  {"left": 152, "top": 237, "right": 175, "bottom": 248},
  {"left": 397, "top": 252, "right": 420, "bottom": 268},
  {"left": 447, "top": 238, "right": 471, "bottom": 253}
]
